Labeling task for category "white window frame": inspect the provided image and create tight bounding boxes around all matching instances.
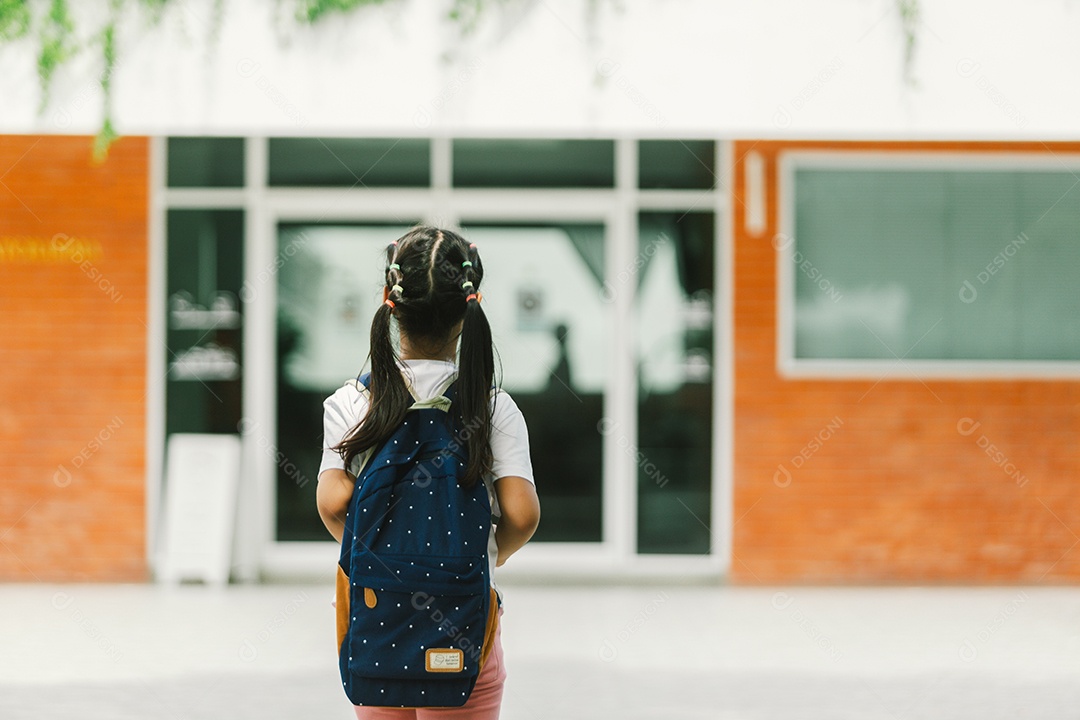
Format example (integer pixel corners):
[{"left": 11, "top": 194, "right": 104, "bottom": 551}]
[
  {"left": 777, "top": 150, "right": 1080, "bottom": 380},
  {"left": 151, "top": 135, "right": 733, "bottom": 581}
]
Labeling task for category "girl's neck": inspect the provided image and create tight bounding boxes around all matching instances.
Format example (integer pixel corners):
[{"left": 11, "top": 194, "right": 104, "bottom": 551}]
[{"left": 399, "top": 334, "right": 458, "bottom": 363}]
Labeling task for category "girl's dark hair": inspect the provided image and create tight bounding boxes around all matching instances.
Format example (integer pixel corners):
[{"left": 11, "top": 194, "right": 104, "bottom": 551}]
[{"left": 330, "top": 225, "right": 495, "bottom": 487}]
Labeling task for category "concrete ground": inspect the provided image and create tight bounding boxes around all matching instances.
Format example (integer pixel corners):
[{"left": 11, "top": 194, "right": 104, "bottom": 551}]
[{"left": 1, "top": 581, "right": 1078, "bottom": 719}]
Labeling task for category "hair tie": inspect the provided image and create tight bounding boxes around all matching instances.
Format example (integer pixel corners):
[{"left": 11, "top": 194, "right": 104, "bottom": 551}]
[
  {"left": 390, "top": 240, "right": 398, "bottom": 246},
  {"left": 465, "top": 293, "right": 481, "bottom": 304},
  {"left": 391, "top": 284, "right": 404, "bottom": 296},
  {"left": 461, "top": 280, "right": 474, "bottom": 291},
  {"left": 468, "top": 243, "right": 477, "bottom": 249},
  {"left": 384, "top": 299, "right": 395, "bottom": 309},
  {"left": 461, "top": 260, "right": 473, "bottom": 268},
  {"left": 388, "top": 263, "right": 400, "bottom": 271}
]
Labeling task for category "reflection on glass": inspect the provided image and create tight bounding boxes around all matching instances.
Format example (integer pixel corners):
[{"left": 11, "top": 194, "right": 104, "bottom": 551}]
[
  {"left": 793, "top": 168, "right": 1080, "bottom": 360},
  {"left": 165, "top": 209, "right": 244, "bottom": 436},
  {"left": 636, "top": 212, "right": 714, "bottom": 554},
  {"left": 275, "top": 223, "right": 416, "bottom": 541},
  {"left": 274, "top": 222, "right": 607, "bottom": 542},
  {"left": 462, "top": 223, "right": 607, "bottom": 542}
]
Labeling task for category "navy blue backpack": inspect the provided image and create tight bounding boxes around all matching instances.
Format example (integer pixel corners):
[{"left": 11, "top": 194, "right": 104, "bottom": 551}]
[{"left": 334, "top": 373, "right": 498, "bottom": 709}]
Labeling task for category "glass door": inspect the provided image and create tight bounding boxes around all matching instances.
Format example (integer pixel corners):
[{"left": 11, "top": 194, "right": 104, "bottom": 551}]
[
  {"left": 274, "top": 222, "right": 417, "bottom": 541},
  {"left": 272, "top": 220, "right": 609, "bottom": 546},
  {"left": 461, "top": 223, "right": 608, "bottom": 543},
  {"left": 635, "top": 212, "right": 715, "bottom": 554}
]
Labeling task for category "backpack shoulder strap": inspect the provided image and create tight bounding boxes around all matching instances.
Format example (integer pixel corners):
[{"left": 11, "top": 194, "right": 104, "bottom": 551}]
[{"left": 346, "top": 372, "right": 372, "bottom": 395}]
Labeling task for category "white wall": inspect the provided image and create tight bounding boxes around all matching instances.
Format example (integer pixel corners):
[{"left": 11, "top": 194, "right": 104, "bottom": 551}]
[{"left": 0, "top": 0, "right": 1076, "bottom": 137}]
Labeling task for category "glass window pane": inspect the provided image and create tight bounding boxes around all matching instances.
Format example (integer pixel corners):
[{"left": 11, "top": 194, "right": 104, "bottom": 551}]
[
  {"left": 165, "top": 209, "right": 244, "bottom": 435},
  {"left": 462, "top": 223, "right": 608, "bottom": 542},
  {"left": 636, "top": 212, "right": 714, "bottom": 554},
  {"left": 638, "top": 140, "right": 716, "bottom": 190},
  {"left": 268, "top": 138, "right": 430, "bottom": 187},
  {"left": 167, "top": 137, "right": 245, "bottom": 187},
  {"left": 792, "top": 167, "right": 1080, "bottom": 361},
  {"left": 275, "top": 223, "right": 417, "bottom": 541},
  {"left": 453, "top": 140, "right": 615, "bottom": 188}
]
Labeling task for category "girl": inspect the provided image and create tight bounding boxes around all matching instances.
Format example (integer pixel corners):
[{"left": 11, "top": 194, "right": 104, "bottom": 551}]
[{"left": 316, "top": 225, "right": 541, "bottom": 720}]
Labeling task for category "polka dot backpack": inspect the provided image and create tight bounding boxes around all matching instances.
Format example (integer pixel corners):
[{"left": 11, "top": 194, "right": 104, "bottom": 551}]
[{"left": 334, "top": 372, "right": 499, "bottom": 709}]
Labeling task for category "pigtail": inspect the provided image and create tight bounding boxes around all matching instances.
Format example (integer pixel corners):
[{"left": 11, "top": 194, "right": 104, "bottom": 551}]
[
  {"left": 456, "top": 243, "right": 495, "bottom": 488},
  {"left": 331, "top": 243, "right": 412, "bottom": 474}
]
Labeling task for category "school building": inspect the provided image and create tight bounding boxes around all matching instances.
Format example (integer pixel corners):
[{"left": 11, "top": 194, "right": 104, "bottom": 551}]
[
  {"left": 2, "top": 133, "right": 1077, "bottom": 584},
  {"left": 1, "top": 0, "right": 1077, "bottom": 585}
]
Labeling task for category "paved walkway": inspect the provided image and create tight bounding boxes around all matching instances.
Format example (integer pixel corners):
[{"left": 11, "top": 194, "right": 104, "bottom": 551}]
[{"left": 2, "top": 582, "right": 1077, "bottom": 719}]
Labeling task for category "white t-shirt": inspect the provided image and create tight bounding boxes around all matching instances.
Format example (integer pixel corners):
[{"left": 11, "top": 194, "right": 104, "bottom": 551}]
[{"left": 319, "top": 359, "right": 535, "bottom": 592}]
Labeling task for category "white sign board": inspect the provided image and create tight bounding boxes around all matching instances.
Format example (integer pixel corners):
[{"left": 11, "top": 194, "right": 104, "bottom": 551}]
[{"left": 157, "top": 433, "right": 241, "bottom": 585}]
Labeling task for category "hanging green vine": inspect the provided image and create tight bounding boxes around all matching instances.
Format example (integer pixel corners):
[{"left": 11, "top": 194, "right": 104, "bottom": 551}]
[
  {"left": 294, "top": 0, "right": 388, "bottom": 24},
  {"left": 92, "top": 5, "right": 119, "bottom": 161},
  {"left": 447, "top": 0, "right": 488, "bottom": 35},
  {"left": 137, "top": 0, "right": 171, "bottom": 22},
  {"left": 0, "top": 0, "right": 31, "bottom": 40},
  {"left": 37, "top": 0, "right": 77, "bottom": 114},
  {"left": 0, "top": 0, "right": 923, "bottom": 160},
  {"left": 897, "top": 0, "right": 920, "bottom": 87}
]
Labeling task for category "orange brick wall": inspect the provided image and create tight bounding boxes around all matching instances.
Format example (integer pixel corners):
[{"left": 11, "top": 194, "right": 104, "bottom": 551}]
[
  {"left": 0, "top": 135, "right": 149, "bottom": 581},
  {"left": 731, "top": 140, "right": 1080, "bottom": 583}
]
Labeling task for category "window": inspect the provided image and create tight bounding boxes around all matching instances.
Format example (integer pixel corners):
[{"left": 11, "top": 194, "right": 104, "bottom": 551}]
[
  {"left": 636, "top": 212, "right": 714, "bottom": 553},
  {"left": 462, "top": 222, "right": 608, "bottom": 542},
  {"left": 164, "top": 209, "right": 244, "bottom": 434},
  {"left": 268, "top": 138, "right": 430, "bottom": 187},
  {"left": 784, "top": 156, "right": 1080, "bottom": 368},
  {"left": 638, "top": 140, "right": 715, "bottom": 190},
  {"left": 275, "top": 223, "right": 417, "bottom": 541},
  {"left": 167, "top": 138, "right": 245, "bottom": 187},
  {"left": 453, "top": 139, "right": 615, "bottom": 188}
]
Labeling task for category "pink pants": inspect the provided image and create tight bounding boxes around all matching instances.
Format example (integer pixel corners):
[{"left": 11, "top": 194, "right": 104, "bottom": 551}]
[{"left": 345, "top": 606, "right": 507, "bottom": 720}]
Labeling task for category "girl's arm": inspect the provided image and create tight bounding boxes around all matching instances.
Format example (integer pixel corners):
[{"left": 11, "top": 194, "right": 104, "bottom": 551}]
[
  {"left": 493, "top": 476, "right": 540, "bottom": 567},
  {"left": 316, "top": 468, "right": 356, "bottom": 543}
]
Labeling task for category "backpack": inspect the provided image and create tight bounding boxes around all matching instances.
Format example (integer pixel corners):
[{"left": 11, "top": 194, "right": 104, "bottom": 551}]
[{"left": 334, "top": 372, "right": 499, "bottom": 709}]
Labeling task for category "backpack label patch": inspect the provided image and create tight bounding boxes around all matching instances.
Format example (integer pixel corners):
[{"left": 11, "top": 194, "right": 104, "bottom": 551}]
[{"left": 425, "top": 648, "right": 464, "bottom": 673}]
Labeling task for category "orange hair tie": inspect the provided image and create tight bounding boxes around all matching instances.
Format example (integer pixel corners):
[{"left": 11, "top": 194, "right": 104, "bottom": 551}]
[
  {"left": 384, "top": 299, "right": 395, "bottom": 309},
  {"left": 465, "top": 292, "right": 482, "bottom": 304}
]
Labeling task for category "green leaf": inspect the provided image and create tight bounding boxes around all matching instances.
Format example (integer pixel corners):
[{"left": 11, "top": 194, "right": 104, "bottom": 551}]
[
  {"left": 92, "top": 116, "right": 118, "bottom": 163},
  {"left": 295, "top": 0, "right": 389, "bottom": 24},
  {"left": 0, "top": 0, "right": 31, "bottom": 41},
  {"left": 94, "top": 12, "right": 119, "bottom": 161},
  {"left": 37, "top": 0, "right": 78, "bottom": 114},
  {"left": 897, "top": 0, "right": 920, "bottom": 86}
]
